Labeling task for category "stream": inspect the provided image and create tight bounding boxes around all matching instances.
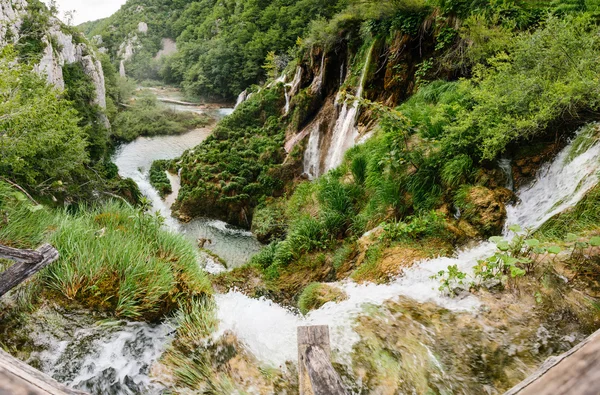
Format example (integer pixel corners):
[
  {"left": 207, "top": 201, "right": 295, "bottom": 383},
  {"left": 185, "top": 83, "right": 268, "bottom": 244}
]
[{"left": 18, "top": 88, "right": 600, "bottom": 393}]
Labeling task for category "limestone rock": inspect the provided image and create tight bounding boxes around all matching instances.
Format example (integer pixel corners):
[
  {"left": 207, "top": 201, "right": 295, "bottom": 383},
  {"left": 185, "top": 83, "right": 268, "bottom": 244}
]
[
  {"left": 0, "top": 0, "right": 27, "bottom": 45},
  {"left": 458, "top": 186, "right": 508, "bottom": 238},
  {"left": 138, "top": 22, "right": 148, "bottom": 33}
]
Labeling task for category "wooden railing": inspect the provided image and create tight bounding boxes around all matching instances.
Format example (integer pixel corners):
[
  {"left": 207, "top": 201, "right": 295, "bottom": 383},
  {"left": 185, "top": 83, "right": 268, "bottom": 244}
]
[
  {"left": 0, "top": 243, "right": 59, "bottom": 298},
  {"left": 505, "top": 328, "right": 600, "bottom": 394},
  {"left": 298, "top": 325, "right": 348, "bottom": 395}
]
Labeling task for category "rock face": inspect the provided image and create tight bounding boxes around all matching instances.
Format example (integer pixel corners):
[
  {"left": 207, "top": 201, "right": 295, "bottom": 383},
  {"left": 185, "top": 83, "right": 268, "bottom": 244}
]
[
  {"left": 457, "top": 186, "right": 512, "bottom": 238},
  {"left": 0, "top": 0, "right": 27, "bottom": 46},
  {"left": 138, "top": 22, "right": 148, "bottom": 33},
  {"left": 117, "top": 34, "right": 140, "bottom": 77},
  {"left": 0, "top": 0, "right": 109, "bottom": 127}
]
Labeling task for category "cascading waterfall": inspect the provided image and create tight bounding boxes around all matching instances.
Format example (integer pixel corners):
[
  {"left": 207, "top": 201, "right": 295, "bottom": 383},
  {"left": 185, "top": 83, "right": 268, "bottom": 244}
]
[
  {"left": 215, "top": 126, "right": 600, "bottom": 368},
  {"left": 27, "top": 311, "right": 171, "bottom": 394},
  {"left": 303, "top": 122, "right": 322, "bottom": 179},
  {"left": 284, "top": 69, "right": 302, "bottom": 115},
  {"left": 323, "top": 44, "right": 374, "bottom": 173},
  {"left": 498, "top": 158, "right": 514, "bottom": 190},
  {"left": 234, "top": 90, "right": 248, "bottom": 109}
]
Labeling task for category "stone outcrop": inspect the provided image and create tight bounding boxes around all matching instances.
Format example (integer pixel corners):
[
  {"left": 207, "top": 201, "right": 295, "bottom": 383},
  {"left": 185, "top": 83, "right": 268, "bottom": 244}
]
[
  {"left": 117, "top": 34, "right": 140, "bottom": 77},
  {"left": 0, "top": 0, "right": 27, "bottom": 46},
  {"left": 0, "top": 0, "right": 109, "bottom": 128}
]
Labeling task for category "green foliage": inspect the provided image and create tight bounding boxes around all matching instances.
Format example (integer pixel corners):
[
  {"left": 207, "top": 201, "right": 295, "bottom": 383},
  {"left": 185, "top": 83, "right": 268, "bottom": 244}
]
[
  {"left": 175, "top": 86, "right": 287, "bottom": 226},
  {"left": 0, "top": 47, "right": 89, "bottom": 195},
  {"left": 444, "top": 15, "right": 600, "bottom": 160},
  {"left": 538, "top": 184, "right": 600, "bottom": 240},
  {"left": 112, "top": 92, "right": 210, "bottom": 142},
  {"left": 62, "top": 63, "right": 109, "bottom": 161},
  {"left": 16, "top": 0, "right": 50, "bottom": 63},
  {"left": 0, "top": 184, "right": 212, "bottom": 319},
  {"left": 381, "top": 211, "right": 448, "bottom": 241},
  {"left": 149, "top": 160, "right": 173, "bottom": 198},
  {"left": 434, "top": 225, "right": 563, "bottom": 293}
]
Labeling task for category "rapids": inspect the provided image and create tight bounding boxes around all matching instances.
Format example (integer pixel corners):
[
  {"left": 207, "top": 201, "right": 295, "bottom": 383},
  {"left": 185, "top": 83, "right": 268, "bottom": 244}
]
[{"left": 215, "top": 126, "right": 600, "bottom": 370}]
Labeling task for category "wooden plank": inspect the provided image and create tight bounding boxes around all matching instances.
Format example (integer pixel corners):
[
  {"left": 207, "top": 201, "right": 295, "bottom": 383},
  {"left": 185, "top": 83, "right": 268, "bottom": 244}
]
[
  {"left": 506, "top": 328, "right": 600, "bottom": 394},
  {"left": 0, "top": 349, "right": 87, "bottom": 394},
  {"left": 298, "top": 325, "right": 347, "bottom": 395},
  {"left": 0, "top": 244, "right": 59, "bottom": 297}
]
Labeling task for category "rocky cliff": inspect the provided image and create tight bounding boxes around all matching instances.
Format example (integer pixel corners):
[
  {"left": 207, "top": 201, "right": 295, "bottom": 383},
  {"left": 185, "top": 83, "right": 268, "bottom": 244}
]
[{"left": 0, "top": 0, "right": 109, "bottom": 127}]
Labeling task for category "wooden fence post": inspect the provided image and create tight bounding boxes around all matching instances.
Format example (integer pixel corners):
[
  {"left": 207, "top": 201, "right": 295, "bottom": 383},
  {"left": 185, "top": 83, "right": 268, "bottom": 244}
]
[
  {"left": 298, "top": 325, "right": 347, "bottom": 395},
  {"left": 0, "top": 244, "right": 59, "bottom": 298}
]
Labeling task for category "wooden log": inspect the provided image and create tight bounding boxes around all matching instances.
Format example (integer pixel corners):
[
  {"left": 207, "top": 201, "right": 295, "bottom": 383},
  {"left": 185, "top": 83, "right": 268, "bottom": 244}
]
[
  {"left": 0, "top": 244, "right": 59, "bottom": 298},
  {"left": 0, "top": 348, "right": 87, "bottom": 394},
  {"left": 298, "top": 325, "right": 347, "bottom": 395},
  {"left": 505, "top": 328, "right": 600, "bottom": 394}
]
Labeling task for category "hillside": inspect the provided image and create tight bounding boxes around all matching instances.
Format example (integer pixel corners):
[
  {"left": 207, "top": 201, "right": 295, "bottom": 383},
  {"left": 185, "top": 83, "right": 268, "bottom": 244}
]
[{"left": 1, "top": 0, "right": 600, "bottom": 394}]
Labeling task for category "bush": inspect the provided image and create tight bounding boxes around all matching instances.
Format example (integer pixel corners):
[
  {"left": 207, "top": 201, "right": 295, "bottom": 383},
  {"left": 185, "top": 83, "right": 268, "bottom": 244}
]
[{"left": 149, "top": 160, "right": 173, "bottom": 198}]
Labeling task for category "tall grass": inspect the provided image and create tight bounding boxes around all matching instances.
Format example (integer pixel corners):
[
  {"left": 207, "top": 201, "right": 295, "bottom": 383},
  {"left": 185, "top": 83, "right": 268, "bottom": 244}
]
[{"left": 0, "top": 184, "right": 211, "bottom": 320}]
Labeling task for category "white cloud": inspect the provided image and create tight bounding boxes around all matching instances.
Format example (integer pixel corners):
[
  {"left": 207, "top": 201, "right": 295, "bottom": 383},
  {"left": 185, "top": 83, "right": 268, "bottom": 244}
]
[{"left": 44, "top": 0, "right": 127, "bottom": 25}]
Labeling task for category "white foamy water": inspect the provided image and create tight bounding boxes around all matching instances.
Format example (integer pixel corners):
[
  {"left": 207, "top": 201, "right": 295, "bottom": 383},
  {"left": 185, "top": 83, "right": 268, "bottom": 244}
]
[
  {"left": 506, "top": 133, "right": 600, "bottom": 231},
  {"left": 303, "top": 121, "right": 322, "bottom": 179},
  {"left": 29, "top": 314, "right": 172, "bottom": 395},
  {"left": 322, "top": 45, "right": 373, "bottom": 174},
  {"left": 216, "top": 126, "right": 600, "bottom": 368}
]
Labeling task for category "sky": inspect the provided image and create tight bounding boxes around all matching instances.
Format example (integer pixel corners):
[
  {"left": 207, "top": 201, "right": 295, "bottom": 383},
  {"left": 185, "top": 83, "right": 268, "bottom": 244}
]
[{"left": 44, "top": 0, "right": 127, "bottom": 25}]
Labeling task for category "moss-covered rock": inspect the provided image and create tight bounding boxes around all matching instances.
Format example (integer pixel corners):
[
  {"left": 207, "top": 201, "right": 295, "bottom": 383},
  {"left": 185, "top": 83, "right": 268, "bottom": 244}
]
[
  {"left": 455, "top": 186, "right": 510, "bottom": 238},
  {"left": 298, "top": 282, "right": 347, "bottom": 314}
]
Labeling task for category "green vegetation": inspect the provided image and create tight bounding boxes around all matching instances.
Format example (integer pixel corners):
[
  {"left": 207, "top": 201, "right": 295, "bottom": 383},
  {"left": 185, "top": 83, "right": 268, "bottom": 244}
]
[
  {"left": 174, "top": 86, "right": 290, "bottom": 226},
  {"left": 0, "top": 181, "right": 211, "bottom": 320},
  {"left": 0, "top": 47, "right": 88, "bottom": 197},
  {"left": 298, "top": 282, "right": 347, "bottom": 314},
  {"left": 150, "top": 160, "right": 173, "bottom": 198},
  {"left": 86, "top": 0, "right": 344, "bottom": 99},
  {"left": 112, "top": 92, "right": 211, "bottom": 142}
]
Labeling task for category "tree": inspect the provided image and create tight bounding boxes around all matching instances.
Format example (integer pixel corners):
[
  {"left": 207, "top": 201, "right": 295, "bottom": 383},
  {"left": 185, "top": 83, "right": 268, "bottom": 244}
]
[{"left": 0, "top": 46, "right": 89, "bottom": 192}]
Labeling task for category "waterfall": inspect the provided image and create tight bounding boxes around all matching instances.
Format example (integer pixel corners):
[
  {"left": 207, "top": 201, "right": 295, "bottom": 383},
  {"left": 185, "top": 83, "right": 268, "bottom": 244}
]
[
  {"left": 283, "top": 68, "right": 303, "bottom": 115},
  {"left": 214, "top": 126, "right": 600, "bottom": 368},
  {"left": 323, "top": 45, "right": 373, "bottom": 173},
  {"left": 284, "top": 87, "right": 291, "bottom": 115},
  {"left": 303, "top": 122, "right": 322, "bottom": 180},
  {"left": 234, "top": 90, "right": 248, "bottom": 110},
  {"left": 310, "top": 55, "right": 326, "bottom": 94},
  {"left": 498, "top": 158, "right": 514, "bottom": 191}
]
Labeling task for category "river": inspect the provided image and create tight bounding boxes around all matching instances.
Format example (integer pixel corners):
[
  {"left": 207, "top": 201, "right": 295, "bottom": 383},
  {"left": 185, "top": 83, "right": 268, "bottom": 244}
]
[{"left": 18, "top": 89, "right": 600, "bottom": 393}]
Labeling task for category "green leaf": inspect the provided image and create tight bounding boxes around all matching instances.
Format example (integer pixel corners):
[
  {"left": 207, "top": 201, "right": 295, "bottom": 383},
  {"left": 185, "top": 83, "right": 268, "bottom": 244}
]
[
  {"left": 547, "top": 245, "right": 561, "bottom": 254},
  {"left": 510, "top": 266, "right": 526, "bottom": 278},
  {"left": 590, "top": 237, "right": 600, "bottom": 247},
  {"left": 497, "top": 241, "right": 510, "bottom": 251},
  {"left": 489, "top": 236, "right": 505, "bottom": 243},
  {"left": 566, "top": 233, "right": 578, "bottom": 242},
  {"left": 525, "top": 239, "right": 540, "bottom": 247},
  {"left": 509, "top": 224, "right": 523, "bottom": 233},
  {"left": 27, "top": 205, "right": 43, "bottom": 213}
]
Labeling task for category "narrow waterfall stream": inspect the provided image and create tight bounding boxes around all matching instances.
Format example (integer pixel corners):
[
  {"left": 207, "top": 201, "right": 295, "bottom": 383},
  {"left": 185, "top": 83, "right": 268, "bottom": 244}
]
[{"left": 323, "top": 44, "right": 374, "bottom": 173}]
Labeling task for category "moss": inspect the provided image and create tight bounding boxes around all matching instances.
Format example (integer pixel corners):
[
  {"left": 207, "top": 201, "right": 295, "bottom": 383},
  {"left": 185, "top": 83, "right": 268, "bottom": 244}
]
[
  {"left": 454, "top": 185, "right": 508, "bottom": 238},
  {"left": 251, "top": 199, "right": 288, "bottom": 243},
  {"left": 298, "top": 282, "right": 347, "bottom": 314},
  {"left": 149, "top": 160, "right": 172, "bottom": 198}
]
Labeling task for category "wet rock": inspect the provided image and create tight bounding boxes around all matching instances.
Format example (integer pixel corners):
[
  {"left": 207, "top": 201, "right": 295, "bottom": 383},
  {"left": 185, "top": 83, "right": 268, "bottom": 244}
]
[
  {"left": 457, "top": 186, "right": 508, "bottom": 238},
  {"left": 298, "top": 282, "right": 348, "bottom": 314}
]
